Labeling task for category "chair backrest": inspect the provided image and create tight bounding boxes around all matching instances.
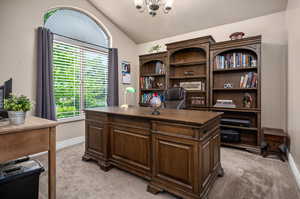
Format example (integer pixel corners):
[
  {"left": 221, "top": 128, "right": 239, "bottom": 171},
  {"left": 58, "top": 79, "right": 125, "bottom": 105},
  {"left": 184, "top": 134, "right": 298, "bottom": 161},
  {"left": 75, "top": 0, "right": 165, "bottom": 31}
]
[{"left": 163, "top": 87, "right": 186, "bottom": 109}]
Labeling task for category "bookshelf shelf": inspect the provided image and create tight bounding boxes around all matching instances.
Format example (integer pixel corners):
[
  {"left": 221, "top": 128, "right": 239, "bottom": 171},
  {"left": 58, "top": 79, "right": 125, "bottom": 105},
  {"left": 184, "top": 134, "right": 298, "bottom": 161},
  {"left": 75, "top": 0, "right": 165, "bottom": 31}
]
[
  {"left": 210, "top": 107, "right": 260, "bottom": 113},
  {"left": 170, "top": 60, "right": 207, "bottom": 67},
  {"left": 212, "top": 88, "right": 257, "bottom": 91},
  {"left": 213, "top": 67, "right": 257, "bottom": 73},
  {"left": 220, "top": 124, "right": 258, "bottom": 131},
  {"left": 169, "top": 75, "right": 206, "bottom": 80},
  {"left": 141, "top": 73, "right": 166, "bottom": 77},
  {"left": 186, "top": 90, "right": 207, "bottom": 93},
  {"left": 141, "top": 88, "right": 165, "bottom": 92}
]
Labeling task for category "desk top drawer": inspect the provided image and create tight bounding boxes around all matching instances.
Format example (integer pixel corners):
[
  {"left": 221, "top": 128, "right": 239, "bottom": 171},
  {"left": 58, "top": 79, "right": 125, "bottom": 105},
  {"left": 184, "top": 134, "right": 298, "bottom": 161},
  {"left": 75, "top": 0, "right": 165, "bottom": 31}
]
[
  {"left": 86, "top": 111, "right": 108, "bottom": 122},
  {"left": 153, "top": 121, "right": 199, "bottom": 138},
  {"left": 112, "top": 115, "right": 150, "bottom": 130}
]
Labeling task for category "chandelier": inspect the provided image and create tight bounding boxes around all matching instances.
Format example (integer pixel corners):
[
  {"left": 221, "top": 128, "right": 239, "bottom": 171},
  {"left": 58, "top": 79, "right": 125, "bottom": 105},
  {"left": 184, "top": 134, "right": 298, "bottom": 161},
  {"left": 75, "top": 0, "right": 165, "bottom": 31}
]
[{"left": 134, "top": 0, "right": 174, "bottom": 17}]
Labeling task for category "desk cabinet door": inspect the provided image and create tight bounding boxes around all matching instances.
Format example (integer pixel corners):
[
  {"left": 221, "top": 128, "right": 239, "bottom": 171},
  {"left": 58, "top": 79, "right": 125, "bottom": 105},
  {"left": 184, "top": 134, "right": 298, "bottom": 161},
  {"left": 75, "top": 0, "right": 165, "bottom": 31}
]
[
  {"left": 152, "top": 134, "right": 198, "bottom": 192},
  {"left": 110, "top": 127, "right": 151, "bottom": 171},
  {"left": 86, "top": 121, "right": 104, "bottom": 157}
]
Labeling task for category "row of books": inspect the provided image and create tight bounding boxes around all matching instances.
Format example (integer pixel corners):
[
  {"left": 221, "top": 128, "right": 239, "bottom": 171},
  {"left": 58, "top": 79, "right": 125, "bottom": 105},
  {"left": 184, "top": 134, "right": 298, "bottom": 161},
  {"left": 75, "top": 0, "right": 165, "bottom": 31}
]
[
  {"left": 240, "top": 72, "right": 258, "bottom": 88},
  {"left": 215, "top": 53, "right": 257, "bottom": 69},
  {"left": 141, "top": 92, "right": 164, "bottom": 104},
  {"left": 154, "top": 61, "right": 166, "bottom": 74},
  {"left": 140, "top": 77, "right": 157, "bottom": 89},
  {"left": 191, "top": 96, "right": 206, "bottom": 106}
]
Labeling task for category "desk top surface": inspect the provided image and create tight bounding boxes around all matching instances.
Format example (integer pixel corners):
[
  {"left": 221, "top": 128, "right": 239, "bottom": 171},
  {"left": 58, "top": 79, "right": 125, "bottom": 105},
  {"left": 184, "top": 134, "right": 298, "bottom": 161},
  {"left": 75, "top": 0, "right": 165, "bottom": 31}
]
[
  {"left": 0, "top": 116, "right": 58, "bottom": 135},
  {"left": 85, "top": 107, "right": 223, "bottom": 125}
]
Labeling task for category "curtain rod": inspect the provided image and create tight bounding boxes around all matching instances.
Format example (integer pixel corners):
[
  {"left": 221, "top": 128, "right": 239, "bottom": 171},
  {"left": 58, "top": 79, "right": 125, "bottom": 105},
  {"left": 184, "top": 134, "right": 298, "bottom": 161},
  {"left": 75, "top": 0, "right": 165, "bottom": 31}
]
[{"left": 52, "top": 32, "right": 110, "bottom": 50}]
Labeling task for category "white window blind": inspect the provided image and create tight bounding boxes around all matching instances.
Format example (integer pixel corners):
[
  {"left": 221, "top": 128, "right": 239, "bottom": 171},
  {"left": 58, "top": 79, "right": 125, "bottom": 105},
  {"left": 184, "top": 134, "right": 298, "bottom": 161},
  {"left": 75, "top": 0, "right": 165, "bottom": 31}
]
[{"left": 53, "top": 40, "right": 108, "bottom": 119}]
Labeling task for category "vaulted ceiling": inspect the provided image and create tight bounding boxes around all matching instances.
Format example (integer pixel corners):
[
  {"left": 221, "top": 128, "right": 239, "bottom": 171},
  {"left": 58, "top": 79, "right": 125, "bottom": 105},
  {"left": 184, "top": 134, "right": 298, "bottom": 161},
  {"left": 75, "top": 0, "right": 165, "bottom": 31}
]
[{"left": 89, "top": 0, "right": 287, "bottom": 44}]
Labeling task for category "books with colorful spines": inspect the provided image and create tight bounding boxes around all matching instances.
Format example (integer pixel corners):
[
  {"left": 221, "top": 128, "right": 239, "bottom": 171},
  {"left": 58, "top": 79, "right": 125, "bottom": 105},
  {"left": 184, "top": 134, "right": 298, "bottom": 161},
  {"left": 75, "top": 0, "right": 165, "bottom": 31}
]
[
  {"left": 240, "top": 76, "right": 245, "bottom": 88},
  {"left": 246, "top": 72, "right": 253, "bottom": 88},
  {"left": 242, "top": 73, "right": 248, "bottom": 88}
]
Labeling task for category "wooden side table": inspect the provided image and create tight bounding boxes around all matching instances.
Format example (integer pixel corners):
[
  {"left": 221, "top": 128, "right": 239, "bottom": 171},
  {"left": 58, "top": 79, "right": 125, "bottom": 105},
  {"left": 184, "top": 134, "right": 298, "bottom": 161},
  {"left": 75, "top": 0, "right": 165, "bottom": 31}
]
[
  {"left": 0, "top": 117, "right": 58, "bottom": 199},
  {"left": 261, "top": 127, "right": 288, "bottom": 161}
]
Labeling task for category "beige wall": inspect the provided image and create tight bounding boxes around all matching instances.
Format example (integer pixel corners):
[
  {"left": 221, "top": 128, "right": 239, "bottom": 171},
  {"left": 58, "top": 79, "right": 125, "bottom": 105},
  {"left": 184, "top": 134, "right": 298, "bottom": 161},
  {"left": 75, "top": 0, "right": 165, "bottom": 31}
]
[
  {"left": 0, "top": 0, "right": 138, "bottom": 141},
  {"left": 287, "top": 0, "right": 300, "bottom": 169},
  {"left": 138, "top": 12, "right": 288, "bottom": 130}
]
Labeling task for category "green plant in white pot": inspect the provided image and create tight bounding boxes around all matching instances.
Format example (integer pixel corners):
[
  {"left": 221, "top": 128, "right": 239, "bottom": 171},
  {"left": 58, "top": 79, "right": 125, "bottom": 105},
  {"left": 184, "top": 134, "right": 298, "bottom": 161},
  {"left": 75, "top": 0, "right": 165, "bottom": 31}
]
[{"left": 4, "top": 94, "right": 32, "bottom": 125}]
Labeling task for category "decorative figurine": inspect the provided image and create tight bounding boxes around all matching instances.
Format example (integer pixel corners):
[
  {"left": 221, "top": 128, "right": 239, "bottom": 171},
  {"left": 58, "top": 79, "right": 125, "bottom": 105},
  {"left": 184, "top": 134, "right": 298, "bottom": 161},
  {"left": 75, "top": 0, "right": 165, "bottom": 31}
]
[
  {"left": 150, "top": 92, "right": 162, "bottom": 115},
  {"left": 229, "top": 32, "right": 245, "bottom": 40},
  {"left": 243, "top": 93, "right": 253, "bottom": 108}
]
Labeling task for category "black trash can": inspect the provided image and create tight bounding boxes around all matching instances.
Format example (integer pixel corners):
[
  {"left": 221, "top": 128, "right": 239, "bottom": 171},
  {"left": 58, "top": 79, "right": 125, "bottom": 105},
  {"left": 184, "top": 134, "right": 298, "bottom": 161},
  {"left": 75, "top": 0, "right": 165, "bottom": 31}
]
[{"left": 0, "top": 157, "right": 45, "bottom": 199}]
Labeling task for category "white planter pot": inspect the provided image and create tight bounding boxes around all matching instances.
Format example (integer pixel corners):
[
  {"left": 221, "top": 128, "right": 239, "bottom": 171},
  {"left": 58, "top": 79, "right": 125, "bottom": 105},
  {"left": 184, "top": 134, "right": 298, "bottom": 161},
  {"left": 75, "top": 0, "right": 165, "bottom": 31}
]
[{"left": 7, "top": 111, "right": 26, "bottom": 125}]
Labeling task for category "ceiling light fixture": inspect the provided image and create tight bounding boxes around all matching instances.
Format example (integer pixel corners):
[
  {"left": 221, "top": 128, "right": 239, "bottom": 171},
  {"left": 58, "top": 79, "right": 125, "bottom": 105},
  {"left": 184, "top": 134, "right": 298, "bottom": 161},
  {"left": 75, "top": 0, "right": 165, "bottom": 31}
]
[{"left": 134, "top": 0, "right": 173, "bottom": 17}]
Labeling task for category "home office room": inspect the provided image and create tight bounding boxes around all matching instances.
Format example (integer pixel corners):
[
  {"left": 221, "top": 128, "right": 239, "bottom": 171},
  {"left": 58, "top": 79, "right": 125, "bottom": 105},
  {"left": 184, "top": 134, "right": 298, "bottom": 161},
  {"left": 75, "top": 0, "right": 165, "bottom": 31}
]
[{"left": 0, "top": 0, "right": 299, "bottom": 199}]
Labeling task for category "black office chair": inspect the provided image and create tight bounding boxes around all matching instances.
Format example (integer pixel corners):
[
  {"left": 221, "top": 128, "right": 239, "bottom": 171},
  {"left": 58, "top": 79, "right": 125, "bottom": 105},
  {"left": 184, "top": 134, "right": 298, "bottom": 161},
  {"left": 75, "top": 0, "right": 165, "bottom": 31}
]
[{"left": 163, "top": 87, "right": 187, "bottom": 109}]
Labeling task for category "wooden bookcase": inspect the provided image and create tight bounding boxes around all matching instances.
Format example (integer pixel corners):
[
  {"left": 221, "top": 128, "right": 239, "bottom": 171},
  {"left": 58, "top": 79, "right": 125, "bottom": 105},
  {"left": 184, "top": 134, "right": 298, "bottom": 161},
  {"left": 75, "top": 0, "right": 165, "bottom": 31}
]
[
  {"left": 138, "top": 35, "right": 262, "bottom": 151},
  {"left": 166, "top": 36, "right": 215, "bottom": 109},
  {"left": 210, "top": 36, "right": 262, "bottom": 151},
  {"left": 139, "top": 52, "right": 167, "bottom": 107}
]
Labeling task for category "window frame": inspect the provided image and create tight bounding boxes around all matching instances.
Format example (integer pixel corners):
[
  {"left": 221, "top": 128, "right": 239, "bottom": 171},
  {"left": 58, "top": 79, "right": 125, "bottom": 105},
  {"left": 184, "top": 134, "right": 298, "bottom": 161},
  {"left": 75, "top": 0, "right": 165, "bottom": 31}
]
[{"left": 53, "top": 35, "right": 109, "bottom": 122}]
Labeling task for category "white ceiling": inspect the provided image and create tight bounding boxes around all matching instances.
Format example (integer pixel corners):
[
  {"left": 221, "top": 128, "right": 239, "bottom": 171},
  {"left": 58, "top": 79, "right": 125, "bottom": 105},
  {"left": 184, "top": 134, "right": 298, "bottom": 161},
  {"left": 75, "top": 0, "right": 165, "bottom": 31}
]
[{"left": 90, "top": 0, "right": 287, "bottom": 44}]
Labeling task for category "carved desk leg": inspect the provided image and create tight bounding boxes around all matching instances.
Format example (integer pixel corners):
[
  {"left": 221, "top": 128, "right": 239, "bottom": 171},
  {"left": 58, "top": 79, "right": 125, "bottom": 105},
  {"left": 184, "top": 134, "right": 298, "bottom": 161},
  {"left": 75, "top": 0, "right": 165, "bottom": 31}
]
[
  {"left": 99, "top": 160, "right": 113, "bottom": 172},
  {"left": 218, "top": 166, "right": 224, "bottom": 177},
  {"left": 147, "top": 184, "right": 163, "bottom": 195},
  {"left": 82, "top": 153, "right": 92, "bottom": 162}
]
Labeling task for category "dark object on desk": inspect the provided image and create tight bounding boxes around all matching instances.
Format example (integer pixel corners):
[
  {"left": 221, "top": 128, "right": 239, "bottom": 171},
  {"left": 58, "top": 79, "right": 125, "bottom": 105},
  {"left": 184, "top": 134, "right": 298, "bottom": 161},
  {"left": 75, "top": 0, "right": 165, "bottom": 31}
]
[
  {"left": 220, "top": 118, "right": 251, "bottom": 127},
  {"left": 163, "top": 87, "right": 186, "bottom": 109},
  {"left": 261, "top": 127, "right": 288, "bottom": 161},
  {"left": 221, "top": 129, "right": 240, "bottom": 143},
  {"left": 0, "top": 158, "right": 44, "bottom": 199},
  {"left": 0, "top": 78, "right": 12, "bottom": 119}
]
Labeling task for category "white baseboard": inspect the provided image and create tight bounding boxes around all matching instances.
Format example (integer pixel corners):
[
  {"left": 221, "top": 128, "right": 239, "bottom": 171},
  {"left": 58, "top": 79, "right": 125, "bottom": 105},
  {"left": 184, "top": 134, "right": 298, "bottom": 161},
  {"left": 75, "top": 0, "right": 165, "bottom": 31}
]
[
  {"left": 288, "top": 152, "right": 300, "bottom": 190},
  {"left": 30, "top": 136, "right": 85, "bottom": 158},
  {"left": 56, "top": 136, "right": 85, "bottom": 151}
]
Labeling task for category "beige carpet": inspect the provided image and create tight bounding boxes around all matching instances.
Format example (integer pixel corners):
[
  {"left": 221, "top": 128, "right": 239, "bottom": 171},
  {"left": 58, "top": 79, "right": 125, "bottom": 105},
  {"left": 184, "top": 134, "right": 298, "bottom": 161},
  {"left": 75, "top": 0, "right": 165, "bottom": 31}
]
[{"left": 37, "top": 143, "right": 300, "bottom": 199}]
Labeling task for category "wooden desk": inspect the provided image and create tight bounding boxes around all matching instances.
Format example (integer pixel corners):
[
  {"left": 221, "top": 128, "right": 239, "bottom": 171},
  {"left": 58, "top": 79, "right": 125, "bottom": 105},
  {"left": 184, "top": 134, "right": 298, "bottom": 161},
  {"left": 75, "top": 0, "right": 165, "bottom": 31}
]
[
  {"left": 0, "top": 116, "right": 58, "bottom": 199},
  {"left": 83, "top": 107, "right": 223, "bottom": 199}
]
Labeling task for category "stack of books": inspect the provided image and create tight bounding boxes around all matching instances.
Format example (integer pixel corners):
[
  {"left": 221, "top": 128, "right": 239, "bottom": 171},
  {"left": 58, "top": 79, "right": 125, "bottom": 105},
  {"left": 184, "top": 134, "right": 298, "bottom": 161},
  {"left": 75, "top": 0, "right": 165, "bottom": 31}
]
[
  {"left": 240, "top": 72, "right": 258, "bottom": 88},
  {"left": 215, "top": 53, "right": 256, "bottom": 69}
]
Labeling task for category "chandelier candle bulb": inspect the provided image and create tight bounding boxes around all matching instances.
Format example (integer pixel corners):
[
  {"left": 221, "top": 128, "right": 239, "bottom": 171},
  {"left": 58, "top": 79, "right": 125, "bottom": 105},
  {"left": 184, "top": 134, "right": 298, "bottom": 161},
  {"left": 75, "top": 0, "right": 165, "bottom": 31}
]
[
  {"left": 134, "top": 0, "right": 173, "bottom": 16},
  {"left": 134, "top": 0, "right": 144, "bottom": 9}
]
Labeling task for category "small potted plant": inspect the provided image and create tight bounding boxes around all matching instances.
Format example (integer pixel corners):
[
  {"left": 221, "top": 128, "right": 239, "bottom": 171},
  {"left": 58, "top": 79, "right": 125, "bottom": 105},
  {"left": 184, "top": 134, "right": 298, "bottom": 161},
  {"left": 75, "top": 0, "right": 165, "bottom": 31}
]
[{"left": 4, "top": 94, "right": 32, "bottom": 125}]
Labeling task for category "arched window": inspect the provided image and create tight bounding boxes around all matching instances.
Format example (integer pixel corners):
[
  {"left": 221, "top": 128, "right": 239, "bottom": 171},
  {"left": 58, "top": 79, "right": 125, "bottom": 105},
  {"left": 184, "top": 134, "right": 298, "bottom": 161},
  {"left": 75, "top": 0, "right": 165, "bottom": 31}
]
[{"left": 44, "top": 8, "right": 111, "bottom": 119}]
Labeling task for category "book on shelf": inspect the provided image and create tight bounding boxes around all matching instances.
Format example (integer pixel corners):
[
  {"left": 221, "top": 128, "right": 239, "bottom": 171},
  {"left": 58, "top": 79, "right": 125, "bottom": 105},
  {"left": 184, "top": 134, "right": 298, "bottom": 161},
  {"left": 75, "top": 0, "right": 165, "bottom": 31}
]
[
  {"left": 179, "top": 81, "right": 206, "bottom": 91},
  {"left": 239, "top": 72, "right": 258, "bottom": 88},
  {"left": 215, "top": 53, "right": 257, "bottom": 69},
  {"left": 213, "top": 100, "right": 236, "bottom": 108},
  {"left": 191, "top": 96, "right": 206, "bottom": 106},
  {"left": 141, "top": 92, "right": 164, "bottom": 104}
]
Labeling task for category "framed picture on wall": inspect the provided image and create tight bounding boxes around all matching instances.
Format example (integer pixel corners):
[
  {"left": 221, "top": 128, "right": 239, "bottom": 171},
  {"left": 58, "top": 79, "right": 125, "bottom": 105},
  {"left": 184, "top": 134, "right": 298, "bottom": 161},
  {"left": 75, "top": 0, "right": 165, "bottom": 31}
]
[{"left": 122, "top": 61, "right": 131, "bottom": 84}]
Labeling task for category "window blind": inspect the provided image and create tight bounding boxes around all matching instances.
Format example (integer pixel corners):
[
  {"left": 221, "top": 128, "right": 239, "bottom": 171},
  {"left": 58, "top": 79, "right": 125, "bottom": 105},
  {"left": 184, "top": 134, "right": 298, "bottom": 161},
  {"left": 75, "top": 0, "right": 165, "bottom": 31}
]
[{"left": 53, "top": 40, "right": 108, "bottom": 119}]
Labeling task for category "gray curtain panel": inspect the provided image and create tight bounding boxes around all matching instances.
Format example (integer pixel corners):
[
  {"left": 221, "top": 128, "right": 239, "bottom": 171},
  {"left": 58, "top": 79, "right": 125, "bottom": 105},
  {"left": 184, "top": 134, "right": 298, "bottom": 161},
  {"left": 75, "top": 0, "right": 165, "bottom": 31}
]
[
  {"left": 36, "top": 27, "right": 56, "bottom": 120},
  {"left": 107, "top": 48, "right": 119, "bottom": 106}
]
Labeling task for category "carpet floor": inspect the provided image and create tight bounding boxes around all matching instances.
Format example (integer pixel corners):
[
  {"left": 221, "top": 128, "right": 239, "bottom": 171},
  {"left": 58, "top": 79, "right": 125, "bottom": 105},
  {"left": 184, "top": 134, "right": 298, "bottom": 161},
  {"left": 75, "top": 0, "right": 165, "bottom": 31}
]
[{"left": 37, "top": 143, "right": 300, "bottom": 199}]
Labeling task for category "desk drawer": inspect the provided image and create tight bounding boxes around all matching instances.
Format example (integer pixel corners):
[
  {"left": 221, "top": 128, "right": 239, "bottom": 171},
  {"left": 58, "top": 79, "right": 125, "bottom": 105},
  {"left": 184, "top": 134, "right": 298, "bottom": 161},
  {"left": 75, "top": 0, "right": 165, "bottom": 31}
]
[
  {"left": 112, "top": 116, "right": 150, "bottom": 130},
  {"left": 0, "top": 128, "right": 50, "bottom": 163},
  {"left": 154, "top": 121, "right": 198, "bottom": 138}
]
